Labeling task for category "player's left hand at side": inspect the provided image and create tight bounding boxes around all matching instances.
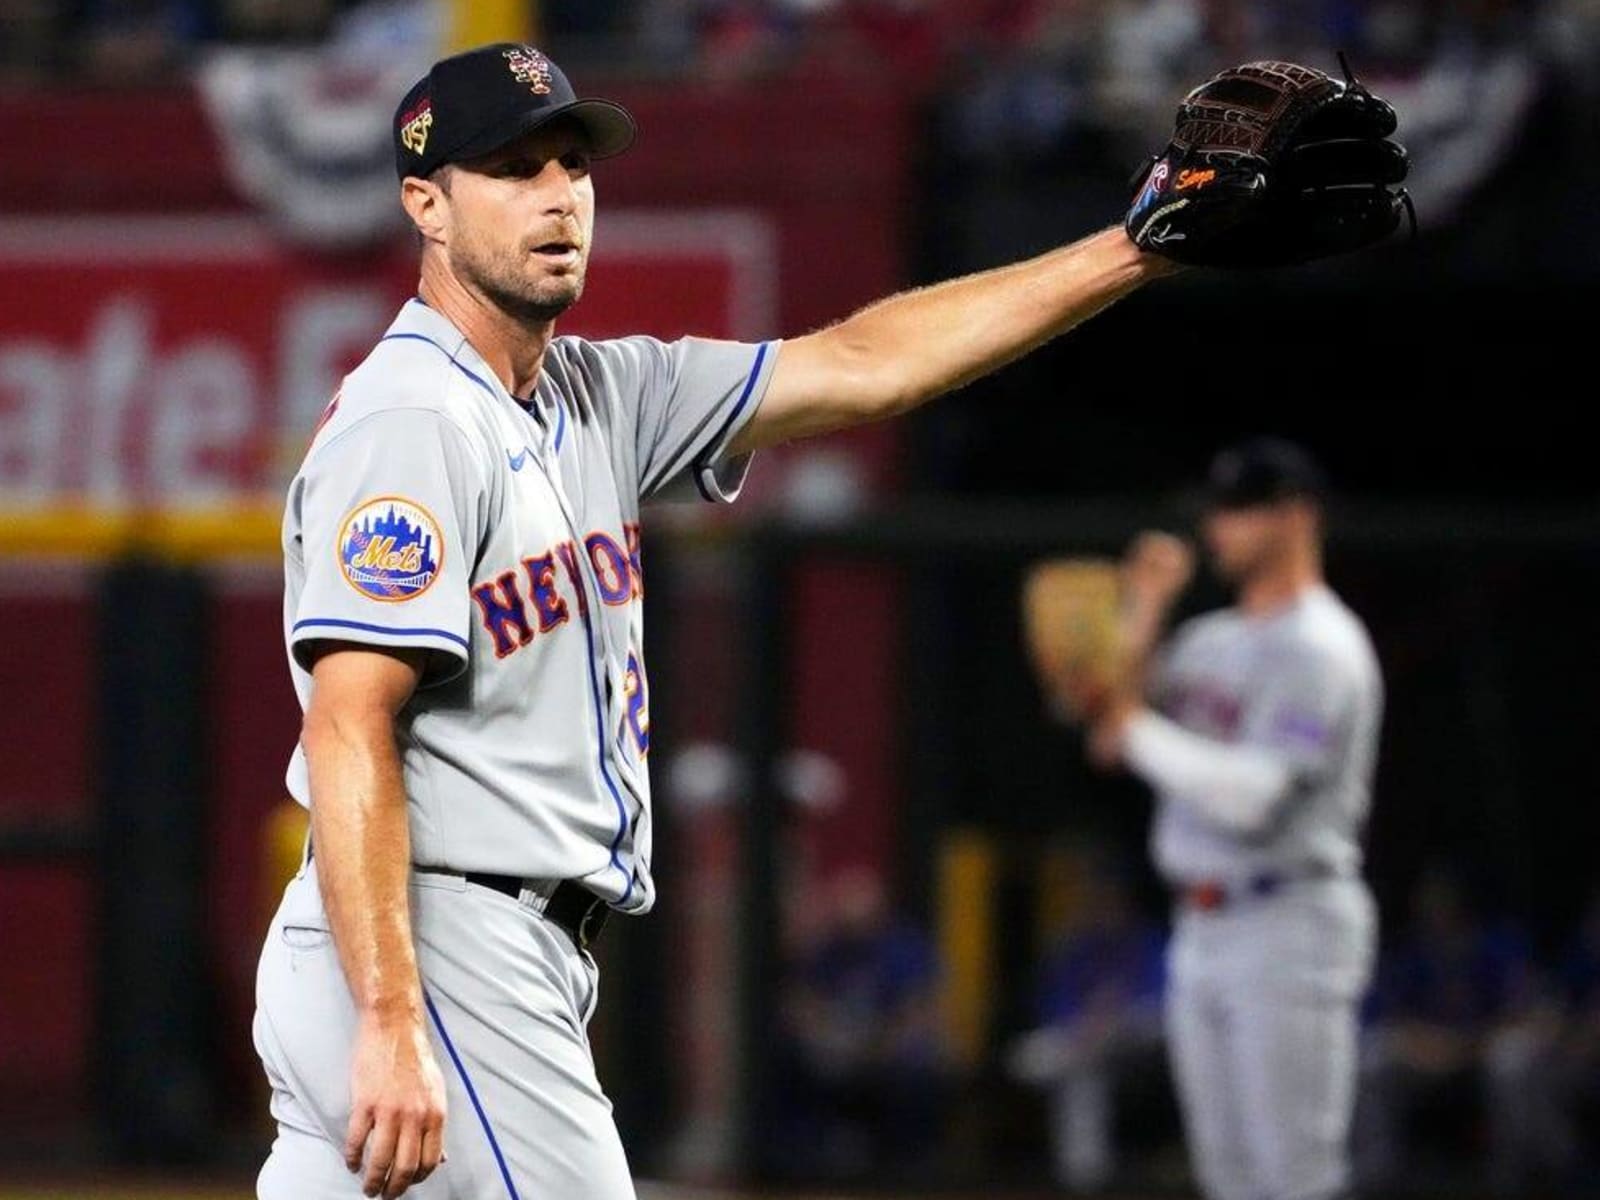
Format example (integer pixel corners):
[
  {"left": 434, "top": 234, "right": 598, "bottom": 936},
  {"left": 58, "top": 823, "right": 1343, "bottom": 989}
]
[{"left": 345, "top": 1008, "right": 449, "bottom": 1199}]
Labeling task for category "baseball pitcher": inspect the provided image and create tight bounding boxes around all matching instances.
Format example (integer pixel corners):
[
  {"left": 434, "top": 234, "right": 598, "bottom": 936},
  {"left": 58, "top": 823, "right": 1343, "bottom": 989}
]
[
  {"left": 255, "top": 42, "right": 1405, "bottom": 1200},
  {"left": 1036, "top": 440, "right": 1384, "bottom": 1200}
]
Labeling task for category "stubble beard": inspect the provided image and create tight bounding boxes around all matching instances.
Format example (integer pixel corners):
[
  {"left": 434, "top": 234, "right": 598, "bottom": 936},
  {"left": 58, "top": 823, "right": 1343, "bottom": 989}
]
[{"left": 456, "top": 243, "right": 586, "bottom": 326}]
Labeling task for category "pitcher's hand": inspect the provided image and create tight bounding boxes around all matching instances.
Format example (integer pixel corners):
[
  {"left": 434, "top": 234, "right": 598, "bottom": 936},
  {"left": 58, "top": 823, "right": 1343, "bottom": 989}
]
[{"left": 345, "top": 1007, "right": 448, "bottom": 1198}]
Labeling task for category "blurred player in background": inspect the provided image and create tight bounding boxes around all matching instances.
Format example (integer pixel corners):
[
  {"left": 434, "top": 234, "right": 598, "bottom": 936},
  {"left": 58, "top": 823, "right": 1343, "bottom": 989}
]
[{"left": 1074, "top": 439, "right": 1385, "bottom": 1200}]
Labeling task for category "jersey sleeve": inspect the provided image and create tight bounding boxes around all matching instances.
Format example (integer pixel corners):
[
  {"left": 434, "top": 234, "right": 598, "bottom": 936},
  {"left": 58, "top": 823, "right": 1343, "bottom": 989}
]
[
  {"left": 625, "top": 335, "right": 780, "bottom": 503},
  {"left": 287, "top": 408, "right": 484, "bottom": 685}
]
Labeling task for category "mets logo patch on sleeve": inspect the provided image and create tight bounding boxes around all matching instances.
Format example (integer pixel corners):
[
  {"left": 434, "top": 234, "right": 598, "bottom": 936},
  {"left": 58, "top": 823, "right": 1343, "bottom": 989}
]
[{"left": 338, "top": 496, "right": 443, "bottom": 602}]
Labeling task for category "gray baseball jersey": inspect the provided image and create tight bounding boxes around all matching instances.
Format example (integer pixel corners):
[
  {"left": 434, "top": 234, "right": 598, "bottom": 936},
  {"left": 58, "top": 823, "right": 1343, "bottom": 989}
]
[
  {"left": 281, "top": 297, "right": 779, "bottom": 913},
  {"left": 1146, "top": 583, "right": 1384, "bottom": 885}
]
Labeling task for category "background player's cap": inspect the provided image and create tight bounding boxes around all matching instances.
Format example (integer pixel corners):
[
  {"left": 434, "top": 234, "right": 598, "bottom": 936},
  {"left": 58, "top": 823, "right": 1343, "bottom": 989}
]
[
  {"left": 1204, "top": 437, "right": 1329, "bottom": 509},
  {"left": 394, "top": 43, "right": 636, "bottom": 181}
]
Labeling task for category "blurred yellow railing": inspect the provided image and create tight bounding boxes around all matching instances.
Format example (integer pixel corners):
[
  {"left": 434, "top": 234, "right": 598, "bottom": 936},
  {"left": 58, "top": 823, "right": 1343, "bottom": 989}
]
[
  {"left": 939, "top": 830, "right": 997, "bottom": 1069},
  {"left": 0, "top": 505, "right": 282, "bottom": 563}
]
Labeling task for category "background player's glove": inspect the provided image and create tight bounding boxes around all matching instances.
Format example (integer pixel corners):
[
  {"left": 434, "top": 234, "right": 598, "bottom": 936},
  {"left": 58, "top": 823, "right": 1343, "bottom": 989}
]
[
  {"left": 1125, "top": 58, "right": 1412, "bottom": 268},
  {"left": 1021, "top": 559, "right": 1127, "bottom": 724}
]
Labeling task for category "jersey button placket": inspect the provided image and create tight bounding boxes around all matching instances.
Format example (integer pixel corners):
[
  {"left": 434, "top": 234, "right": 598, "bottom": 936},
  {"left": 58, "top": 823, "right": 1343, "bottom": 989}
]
[{"left": 513, "top": 392, "right": 642, "bottom": 891}]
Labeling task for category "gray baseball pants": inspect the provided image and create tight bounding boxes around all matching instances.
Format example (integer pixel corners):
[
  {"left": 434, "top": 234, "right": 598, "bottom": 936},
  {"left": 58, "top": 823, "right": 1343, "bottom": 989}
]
[
  {"left": 253, "top": 858, "right": 636, "bottom": 1200},
  {"left": 1165, "top": 876, "right": 1376, "bottom": 1200}
]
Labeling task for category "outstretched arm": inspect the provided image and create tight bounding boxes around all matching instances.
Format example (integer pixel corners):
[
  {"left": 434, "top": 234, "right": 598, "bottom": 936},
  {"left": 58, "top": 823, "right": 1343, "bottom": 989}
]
[{"left": 730, "top": 228, "right": 1174, "bottom": 455}]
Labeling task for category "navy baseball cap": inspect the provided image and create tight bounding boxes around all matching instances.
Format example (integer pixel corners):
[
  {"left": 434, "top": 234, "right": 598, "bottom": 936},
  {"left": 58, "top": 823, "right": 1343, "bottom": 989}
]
[
  {"left": 1204, "top": 437, "right": 1328, "bottom": 509},
  {"left": 394, "top": 43, "right": 636, "bottom": 181}
]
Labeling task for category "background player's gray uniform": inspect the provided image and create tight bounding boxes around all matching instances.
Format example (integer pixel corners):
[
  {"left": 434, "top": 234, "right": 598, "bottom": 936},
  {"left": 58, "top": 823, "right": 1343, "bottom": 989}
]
[
  {"left": 1126, "top": 585, "right": 1383, "bottom": 1200},
  {"left": 255, "top": 298, "right": 778, "bottom": 1199}
]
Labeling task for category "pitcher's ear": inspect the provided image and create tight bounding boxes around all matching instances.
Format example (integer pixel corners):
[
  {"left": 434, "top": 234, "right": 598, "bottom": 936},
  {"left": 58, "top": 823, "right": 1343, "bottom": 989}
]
[{"left": 401, "top": 172, "right": 451, "bottom": 245}]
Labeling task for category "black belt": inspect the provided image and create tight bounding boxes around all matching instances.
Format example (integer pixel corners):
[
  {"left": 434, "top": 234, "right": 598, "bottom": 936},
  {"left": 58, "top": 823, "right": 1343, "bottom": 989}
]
[
  {"left": 464, "top": 873, "right": 611, "bottom": 951},
  {"left": 305, "top": 837, "right": 609, "bottom": 950}
]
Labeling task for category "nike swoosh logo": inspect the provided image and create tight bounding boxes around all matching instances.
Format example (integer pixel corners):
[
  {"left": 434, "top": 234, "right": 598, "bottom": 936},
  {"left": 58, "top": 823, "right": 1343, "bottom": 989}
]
[{"left": 508, "top": 448, "right": 531, "bottom": 472}]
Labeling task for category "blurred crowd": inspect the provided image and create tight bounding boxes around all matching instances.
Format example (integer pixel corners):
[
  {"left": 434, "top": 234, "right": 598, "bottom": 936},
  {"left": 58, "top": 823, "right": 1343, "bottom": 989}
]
[
  {"left": 10, "top": 0, "right": 410, "bottom": 81},
  {"left": 638, "top": 0, "right": 1598, "bottom": 179},
  {"left": 1355, "top": 868, "right": 1600, "bottom": 1194},
  {"left": 768, "top": 869, "right": 948, "bottom": 1179},
  {"left": 10, "top": 0, "right": 1600, "bottom": 102},
  {"left": 9, "top": 0, "right": 1595, "bottom": 242},
  {"left": 766, "top": 858, "right": 1600, "bottom": 1193}
]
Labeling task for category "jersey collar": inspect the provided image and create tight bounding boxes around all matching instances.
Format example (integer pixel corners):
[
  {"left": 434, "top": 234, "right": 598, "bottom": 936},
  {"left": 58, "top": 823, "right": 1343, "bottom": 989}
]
[{"left": 395, "top": 297, "right": 562, "bottom": 442}]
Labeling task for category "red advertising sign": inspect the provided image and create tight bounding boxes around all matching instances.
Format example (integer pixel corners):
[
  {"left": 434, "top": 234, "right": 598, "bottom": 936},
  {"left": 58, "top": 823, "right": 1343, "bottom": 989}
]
[{"left": 0, "top": 213, "right": 775, "bottom": 511}]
